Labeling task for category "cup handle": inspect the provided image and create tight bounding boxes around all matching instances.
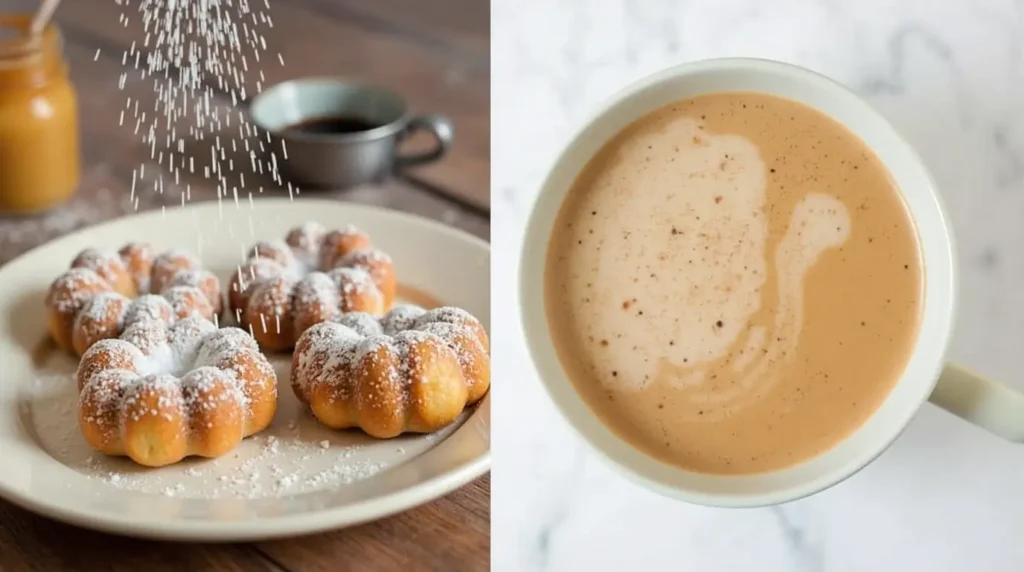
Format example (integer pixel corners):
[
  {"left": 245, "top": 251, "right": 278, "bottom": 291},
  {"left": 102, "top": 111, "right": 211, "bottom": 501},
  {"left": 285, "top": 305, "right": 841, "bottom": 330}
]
[
  {"left": 929, "top": 362, "right": 1024, "bottom": 440},
  {"left": 395, "top": 114, "right": 454, "bottom": 169}
]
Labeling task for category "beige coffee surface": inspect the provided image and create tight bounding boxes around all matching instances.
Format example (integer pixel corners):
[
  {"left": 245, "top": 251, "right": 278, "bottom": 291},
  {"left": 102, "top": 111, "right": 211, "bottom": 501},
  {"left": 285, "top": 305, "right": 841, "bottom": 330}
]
[{"left": 544, "top": 92, "right": 923, "bottom": 475}]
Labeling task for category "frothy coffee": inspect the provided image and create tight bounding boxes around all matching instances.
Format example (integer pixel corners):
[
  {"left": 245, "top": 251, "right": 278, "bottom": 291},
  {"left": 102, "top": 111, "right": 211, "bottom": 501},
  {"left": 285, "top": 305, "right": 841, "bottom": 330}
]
[{"left": 545, "top": 92, "right": 923, "bottom": 475}]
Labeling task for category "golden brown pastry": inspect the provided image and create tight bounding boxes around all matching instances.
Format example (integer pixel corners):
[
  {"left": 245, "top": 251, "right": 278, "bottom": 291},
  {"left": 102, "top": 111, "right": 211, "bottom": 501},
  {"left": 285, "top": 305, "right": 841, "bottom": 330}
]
[
  {"left": 291, "top": 305, "right": 489, "bottom": 438},
  {"left": 229, "top": 222, "right": 396, "bottom": 352},
  {"left": 77, "top": 320, "right": 277, "bottom": 467},
  {"left": 46, "top": 243, "right": 223, "bottom": 355}
]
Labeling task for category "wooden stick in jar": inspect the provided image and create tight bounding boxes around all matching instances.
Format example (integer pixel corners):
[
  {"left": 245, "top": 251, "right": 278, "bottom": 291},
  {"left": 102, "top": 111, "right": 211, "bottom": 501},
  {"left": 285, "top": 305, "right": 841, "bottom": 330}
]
[{"left": 30, "top": 0, "right": 62, "bottom": 36}]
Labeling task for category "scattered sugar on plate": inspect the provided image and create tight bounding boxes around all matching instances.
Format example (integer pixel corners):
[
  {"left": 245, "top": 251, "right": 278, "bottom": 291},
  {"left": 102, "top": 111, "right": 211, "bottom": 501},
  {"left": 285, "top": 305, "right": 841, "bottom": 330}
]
[
  {"left": 162, "top": 484, "right": 186, "bottom": 497},
  {"left": 76, "top": 433, "right": 409, "bottom": 500},
  {"left": 22, "top": 333, "right": 469, "bottom": 502}
]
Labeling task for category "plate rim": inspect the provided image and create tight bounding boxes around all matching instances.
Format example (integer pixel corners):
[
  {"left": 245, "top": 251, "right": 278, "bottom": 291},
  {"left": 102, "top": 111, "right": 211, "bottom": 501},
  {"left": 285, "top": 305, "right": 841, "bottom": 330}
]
[
  {"left": 0, "top": 452, "right": 490, "bottom": 541},
  {"left": 0, "top": 198, "right": 491, "bottom": 541}
]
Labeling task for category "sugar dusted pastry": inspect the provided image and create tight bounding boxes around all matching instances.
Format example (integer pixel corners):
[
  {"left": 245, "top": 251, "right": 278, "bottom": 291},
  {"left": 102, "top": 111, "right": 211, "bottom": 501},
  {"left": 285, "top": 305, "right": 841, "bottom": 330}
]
[
  {"left": 291, "top": 305, "right": 489, "bottom": 438},
  {"left": 229, "top": 222, "right": 396, "bottom": 352}
]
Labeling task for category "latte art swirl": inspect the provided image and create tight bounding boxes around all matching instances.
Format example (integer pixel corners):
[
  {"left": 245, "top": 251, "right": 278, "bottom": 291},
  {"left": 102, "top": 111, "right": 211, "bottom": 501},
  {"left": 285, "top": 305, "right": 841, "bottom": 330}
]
[{"left": 545, "top": 92, "right": 922, "bottom": 475}]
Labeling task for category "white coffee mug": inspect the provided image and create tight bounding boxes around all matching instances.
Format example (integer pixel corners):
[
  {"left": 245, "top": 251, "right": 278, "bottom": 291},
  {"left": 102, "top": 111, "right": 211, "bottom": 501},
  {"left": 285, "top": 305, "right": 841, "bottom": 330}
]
[{"left": 519, "top": 58, "right": 1023, "bottom": 508}]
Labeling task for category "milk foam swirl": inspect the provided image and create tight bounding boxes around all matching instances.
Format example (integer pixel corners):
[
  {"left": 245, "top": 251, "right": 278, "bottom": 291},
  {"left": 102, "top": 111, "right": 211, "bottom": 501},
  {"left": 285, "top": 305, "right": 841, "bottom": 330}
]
[{"left": 578, "top": 116, "right": 851, "bottom": 419}]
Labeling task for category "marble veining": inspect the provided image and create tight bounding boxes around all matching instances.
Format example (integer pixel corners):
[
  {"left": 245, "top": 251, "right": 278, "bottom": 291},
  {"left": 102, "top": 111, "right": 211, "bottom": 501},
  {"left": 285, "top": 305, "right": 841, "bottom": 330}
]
[{"left": 493, "top": 0, "right": 1024, "bottom": 570}]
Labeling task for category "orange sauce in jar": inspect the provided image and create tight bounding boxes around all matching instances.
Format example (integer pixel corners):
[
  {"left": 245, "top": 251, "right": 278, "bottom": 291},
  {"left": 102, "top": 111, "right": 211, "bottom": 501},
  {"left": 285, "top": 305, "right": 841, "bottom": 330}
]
[{"left": 0, "top": 15, "right": 80, "bottom": 214}]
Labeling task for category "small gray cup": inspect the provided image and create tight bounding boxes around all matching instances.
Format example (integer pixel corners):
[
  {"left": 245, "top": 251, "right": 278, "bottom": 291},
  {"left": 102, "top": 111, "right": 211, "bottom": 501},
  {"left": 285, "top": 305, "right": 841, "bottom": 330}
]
[{"left": 249, "top": 78, "right": 453, "bottom": 189}]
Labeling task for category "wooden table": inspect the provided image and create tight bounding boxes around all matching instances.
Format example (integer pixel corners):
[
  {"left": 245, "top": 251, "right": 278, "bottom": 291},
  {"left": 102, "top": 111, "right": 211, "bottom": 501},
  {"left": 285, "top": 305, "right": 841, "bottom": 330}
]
[{"left": 0, "top": 0, "right": 490, "bottom": 570}]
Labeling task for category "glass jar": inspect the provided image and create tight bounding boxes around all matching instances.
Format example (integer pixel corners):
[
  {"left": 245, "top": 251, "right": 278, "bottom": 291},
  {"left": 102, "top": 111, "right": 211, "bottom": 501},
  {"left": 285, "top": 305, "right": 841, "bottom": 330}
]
[{"left": 0, "top": 15, "right": 80, "bottom": 214}]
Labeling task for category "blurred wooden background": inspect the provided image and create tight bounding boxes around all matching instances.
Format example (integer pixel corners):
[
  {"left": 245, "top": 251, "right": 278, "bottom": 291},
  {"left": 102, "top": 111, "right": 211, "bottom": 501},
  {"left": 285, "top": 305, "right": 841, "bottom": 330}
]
[{"left": 0, "top": 0, "right": 490, "bottom": 570}]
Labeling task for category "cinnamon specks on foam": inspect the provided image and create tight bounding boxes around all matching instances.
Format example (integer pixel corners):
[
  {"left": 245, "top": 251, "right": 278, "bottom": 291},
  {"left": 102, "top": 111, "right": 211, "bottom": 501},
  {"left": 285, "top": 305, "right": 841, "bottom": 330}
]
[
  {"left": 550, "top": 104, "right": 780, "bottom": 396},
  {"left": 546, "top": 92, "right": 922, "bottom": 474}
]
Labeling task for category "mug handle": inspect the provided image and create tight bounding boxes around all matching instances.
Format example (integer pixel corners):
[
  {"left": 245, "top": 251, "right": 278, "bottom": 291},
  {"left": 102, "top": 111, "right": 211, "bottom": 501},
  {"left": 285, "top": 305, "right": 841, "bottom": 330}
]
[
  {"left": 395, "top": 114, "right": 454, "bottom": 169},
  {"left": 929, "top": 363, "right": 1024, "bottom": 440}
]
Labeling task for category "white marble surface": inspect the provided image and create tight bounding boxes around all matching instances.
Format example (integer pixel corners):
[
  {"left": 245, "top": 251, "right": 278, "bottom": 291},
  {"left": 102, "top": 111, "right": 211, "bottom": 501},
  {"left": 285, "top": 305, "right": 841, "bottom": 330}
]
[{"left": 492, "top": 0, "right": 1024, "bottom": 570}]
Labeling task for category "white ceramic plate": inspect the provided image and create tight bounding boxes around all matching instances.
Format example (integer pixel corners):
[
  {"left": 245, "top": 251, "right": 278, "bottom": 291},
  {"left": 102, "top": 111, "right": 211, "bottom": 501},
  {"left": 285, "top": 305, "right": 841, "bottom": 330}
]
[{"left": 0, "top": 198, "right": 490, "bottom": 541}]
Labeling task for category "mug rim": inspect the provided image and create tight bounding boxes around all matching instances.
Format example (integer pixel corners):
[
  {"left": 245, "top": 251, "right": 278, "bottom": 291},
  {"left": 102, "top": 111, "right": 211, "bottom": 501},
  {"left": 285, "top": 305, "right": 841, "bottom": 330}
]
[
  {"left": 248, "top": 76, "right": 410, "bottom": 143},
  {"left": 518, "top": 57, "right": 957, "bottom": 507}
]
